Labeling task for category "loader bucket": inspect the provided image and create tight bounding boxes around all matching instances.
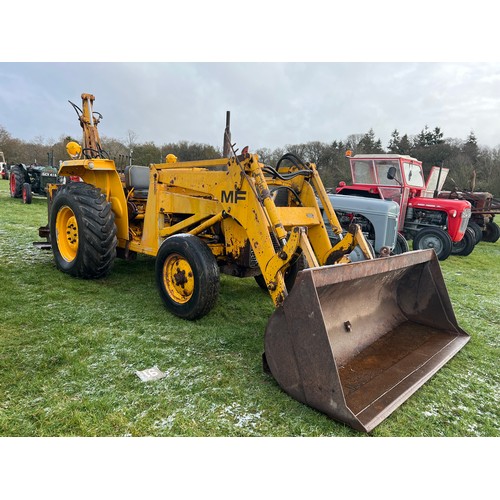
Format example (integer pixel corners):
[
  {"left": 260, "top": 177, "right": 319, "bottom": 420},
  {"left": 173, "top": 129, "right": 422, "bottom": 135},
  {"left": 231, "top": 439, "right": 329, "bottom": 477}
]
[{"left": 264, "top": 249, "right": 469, "bottom": 433}]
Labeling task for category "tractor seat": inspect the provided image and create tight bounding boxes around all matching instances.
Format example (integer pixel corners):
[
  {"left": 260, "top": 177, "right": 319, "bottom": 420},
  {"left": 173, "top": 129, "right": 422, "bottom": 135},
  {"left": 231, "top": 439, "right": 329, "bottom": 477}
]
[{"left": 124, "top": 165, "right": 150, "bottom": 198}]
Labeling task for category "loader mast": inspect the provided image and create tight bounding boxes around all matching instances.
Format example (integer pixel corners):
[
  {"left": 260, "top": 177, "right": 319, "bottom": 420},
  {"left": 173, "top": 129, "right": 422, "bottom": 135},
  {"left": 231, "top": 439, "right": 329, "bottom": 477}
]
[{"left": 69, "top": 93, "right": 106, "bottom": 159}]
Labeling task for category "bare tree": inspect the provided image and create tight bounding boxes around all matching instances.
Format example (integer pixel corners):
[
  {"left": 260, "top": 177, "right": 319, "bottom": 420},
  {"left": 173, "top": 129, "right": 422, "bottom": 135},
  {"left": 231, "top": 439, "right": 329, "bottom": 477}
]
[{"left": 125, "top": 130, "right": 138, "bottom": 149}]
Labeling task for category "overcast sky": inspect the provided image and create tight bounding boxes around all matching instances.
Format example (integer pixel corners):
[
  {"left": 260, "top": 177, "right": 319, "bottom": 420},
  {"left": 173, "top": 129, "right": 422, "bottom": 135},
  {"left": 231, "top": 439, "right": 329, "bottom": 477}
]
[
  {"left": 2, "top": 62, "right": 500, "bottom": 153},
  {"left": 2, "top": 3, "right": 500, "bottom": 154}
]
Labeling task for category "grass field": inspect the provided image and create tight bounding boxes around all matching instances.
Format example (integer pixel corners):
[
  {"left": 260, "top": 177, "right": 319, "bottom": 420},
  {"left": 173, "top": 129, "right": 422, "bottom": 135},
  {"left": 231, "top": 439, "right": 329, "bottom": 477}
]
[{"left": 0, "top": 178, "right": 499, "bottom": 437}]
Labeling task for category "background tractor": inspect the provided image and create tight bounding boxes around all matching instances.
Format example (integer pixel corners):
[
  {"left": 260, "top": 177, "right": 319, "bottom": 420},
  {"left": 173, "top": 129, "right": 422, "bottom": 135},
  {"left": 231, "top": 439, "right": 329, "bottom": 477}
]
[
  {"left": 435, "top": 173, "right": 500, "bottom": 243},
  {"left": 321, "top": 193, "right": 407, "bottom": 257},
  {"left": 9, "top": 162, "right": 65, "bottom": 204},
  {"left": 336, "top": 153, "right": 475, "bottom": 260},
  {"left": 37, "top": 93, "right": 470, "bottom": 433},
  {"left": 0, "top": 151, "right": 7, "bottom": 179}
]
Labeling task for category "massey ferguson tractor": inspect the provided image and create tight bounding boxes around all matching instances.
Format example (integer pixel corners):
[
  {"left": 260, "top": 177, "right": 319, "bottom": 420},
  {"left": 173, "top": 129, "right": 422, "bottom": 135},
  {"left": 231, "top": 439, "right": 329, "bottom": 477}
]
[
  {"left": 336, "top": 153, "right": 474, "bottom": 260},
  {"left": 435, "top": 171, "right": 500, "bottom": 244},
  {"left": 36, "top": 93, "right": 470, "bottom": 433}
]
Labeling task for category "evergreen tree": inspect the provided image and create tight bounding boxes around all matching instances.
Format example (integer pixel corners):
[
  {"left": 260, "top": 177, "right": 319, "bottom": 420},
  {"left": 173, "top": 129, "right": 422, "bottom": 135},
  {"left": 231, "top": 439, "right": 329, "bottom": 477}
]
[
  {"left": 432, "top": 127, "right": 444, "bottom": 145},
  {"left": 462, "top": 131, "right": 479, "bottom": 165},
  {"left": 399, "top": 134, "right": 412, "bottom": 155},
  {"left": 356, "top": 128, "right": 384, "bottom": 153},
  {"left": 388, "top": 129, "right": 401, "bottom": 153}
]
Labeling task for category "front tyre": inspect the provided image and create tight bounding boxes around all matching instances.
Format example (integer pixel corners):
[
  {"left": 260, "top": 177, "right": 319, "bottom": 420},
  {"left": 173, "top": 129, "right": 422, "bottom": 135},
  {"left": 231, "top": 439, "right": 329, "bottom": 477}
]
[
  {"left": 451, "top": 226, "right": 476, "bottom": 256},
  {"left": 413, "top": 227, "right": 453, "bottom": 260},
  {"left": 50, "top": 182, "right": 117, "bottom": 278},
  {"left": 391, "top": 232, "right": 410, "bottom": 255},
  {"left": 156, "top": 234, "right": 220, "bottom": 320},
  {"left": 467, "top": 220, "right": 482, "bottom": 244},
  {"left": 22, "top": 183, "right": 32, "bottom": 204}
]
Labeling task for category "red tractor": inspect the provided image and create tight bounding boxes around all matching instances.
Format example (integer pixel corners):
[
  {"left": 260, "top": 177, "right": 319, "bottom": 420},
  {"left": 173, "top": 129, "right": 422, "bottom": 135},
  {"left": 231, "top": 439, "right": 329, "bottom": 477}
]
[
  {"left": 437, "top": 186, "right": 499, "bottom": 244},
  {"left": 336, "top": 154, "right": 474, "bottom": 260},
  {"left": 0, "top": 152, "right": 7, "bottom": 179}
]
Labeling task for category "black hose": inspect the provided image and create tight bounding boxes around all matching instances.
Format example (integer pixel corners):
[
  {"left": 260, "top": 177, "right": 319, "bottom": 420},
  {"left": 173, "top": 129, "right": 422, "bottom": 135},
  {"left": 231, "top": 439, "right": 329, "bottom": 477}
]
[
  {"left": 82, "top": 147, "right": 110, "bottom": 160},
  {"left": 276, "top": 152, "right": 311, "bottom": 171},
  {"left": 262, "top": 166, "right": 312, "bottom": 180},
  {"left": 68, "top": 100, "right": 83, "bottom": 118}
]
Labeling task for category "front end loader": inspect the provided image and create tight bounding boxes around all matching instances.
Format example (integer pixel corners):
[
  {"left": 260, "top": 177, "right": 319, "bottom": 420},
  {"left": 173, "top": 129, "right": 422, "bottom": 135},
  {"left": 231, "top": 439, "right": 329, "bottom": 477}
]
[{"left": 39, "top": 93, "right": 470, "bottom": 433}]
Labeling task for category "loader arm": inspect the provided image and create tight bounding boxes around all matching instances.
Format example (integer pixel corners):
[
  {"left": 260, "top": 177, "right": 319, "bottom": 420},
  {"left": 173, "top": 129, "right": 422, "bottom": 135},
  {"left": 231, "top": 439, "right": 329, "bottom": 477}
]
[{"left": 227, "top": 153, "right": 376, "bottom": 303}]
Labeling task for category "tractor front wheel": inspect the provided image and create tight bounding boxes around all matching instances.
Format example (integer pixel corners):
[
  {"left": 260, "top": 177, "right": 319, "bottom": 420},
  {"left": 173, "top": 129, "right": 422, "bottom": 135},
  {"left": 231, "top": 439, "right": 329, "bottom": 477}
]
[
  {"left": 22, "top": 183, "right": 32, "bottom": 204},
  {"left": 467, "top": 221, "right": 483, "bottom": 244},
  {"left": 156, "top": 234, "right": 220, "bottom": 320},
  {"left": 392, "top": 232, "right": 410, "bottom": 255},
  {"left": 451, "top": 227, "right": 476, "bottom": 256},
  {"left": 413, "top": 227, "right": 453, "bottom": 260},
  {"left": 50, "top": 182, "right": 117, "bottom": 278}
]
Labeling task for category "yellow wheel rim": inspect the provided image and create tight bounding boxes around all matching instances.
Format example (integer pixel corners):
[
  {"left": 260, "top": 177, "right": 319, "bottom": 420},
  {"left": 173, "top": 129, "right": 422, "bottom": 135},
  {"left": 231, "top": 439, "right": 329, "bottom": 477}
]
[
  {"left": 162, "top": 253, "right": 195, "bottom": 304},
  {"left": 56, "top": 206, "right": 79, "bottom": 262}
]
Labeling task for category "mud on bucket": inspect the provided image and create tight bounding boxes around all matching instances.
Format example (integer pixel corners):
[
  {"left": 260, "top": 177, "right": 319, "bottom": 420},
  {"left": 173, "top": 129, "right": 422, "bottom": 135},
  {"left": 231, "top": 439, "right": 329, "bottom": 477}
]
[{"left": 264, "top": 249, "right": 469, "bottom": 433}]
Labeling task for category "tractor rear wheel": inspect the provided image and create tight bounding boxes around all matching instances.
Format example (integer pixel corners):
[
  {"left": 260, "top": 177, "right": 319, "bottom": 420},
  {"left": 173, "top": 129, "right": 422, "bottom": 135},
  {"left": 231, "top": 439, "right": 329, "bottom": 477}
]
[
  {"left": 156, "top": 234, "right": 220, "bottom": 320},
  {"left": 451, "top": 226, "right": 476, "bottom": 256},
  {"left": 413, "top": 227, "right": 453, "bottom": 260},
  {"left": 50, "top": 182, "right": 117, "bottom": 278},
  {"left": 9, "top": 165, "right": 24, "bottom": 198},
  {"left": 22, "top": 183, "right": 33, "bottom": 204},
  {"left": 483, "top": 221, "right": 500, "bottom": 243}
]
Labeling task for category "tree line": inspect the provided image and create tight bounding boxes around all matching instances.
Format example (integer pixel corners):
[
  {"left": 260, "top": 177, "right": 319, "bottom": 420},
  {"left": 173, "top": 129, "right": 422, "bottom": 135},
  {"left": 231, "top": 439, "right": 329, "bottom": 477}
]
[{"left": 1, "top": 123, "right": 499, "bottom": 195}]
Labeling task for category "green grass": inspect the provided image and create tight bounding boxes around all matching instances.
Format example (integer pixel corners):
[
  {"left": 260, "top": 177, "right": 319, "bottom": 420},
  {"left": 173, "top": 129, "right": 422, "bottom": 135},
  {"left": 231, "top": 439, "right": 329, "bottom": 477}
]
[{"left": 0, "top": 179, "right": 499, "bottom": 437}]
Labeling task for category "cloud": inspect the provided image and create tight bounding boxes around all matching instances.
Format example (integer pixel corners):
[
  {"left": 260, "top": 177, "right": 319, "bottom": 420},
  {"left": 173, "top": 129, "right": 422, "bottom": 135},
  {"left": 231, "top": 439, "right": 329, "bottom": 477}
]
[{"left": 1, "top": 62, "right": 500, "bottom": 151}]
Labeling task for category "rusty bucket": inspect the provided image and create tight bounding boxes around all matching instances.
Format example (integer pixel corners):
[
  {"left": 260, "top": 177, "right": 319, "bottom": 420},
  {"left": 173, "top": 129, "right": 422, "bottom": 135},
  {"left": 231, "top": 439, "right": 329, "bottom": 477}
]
[{"left": 264, "top": 249, "right": 469, "bottom": 433}]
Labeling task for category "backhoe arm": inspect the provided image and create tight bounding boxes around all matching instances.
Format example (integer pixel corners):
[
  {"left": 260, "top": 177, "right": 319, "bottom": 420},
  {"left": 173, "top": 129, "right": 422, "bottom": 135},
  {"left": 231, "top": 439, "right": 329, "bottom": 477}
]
[
  {"left": 80, "top": 93, "right": 102, "bottom": 156},
  {"left": 67, "top": 93, "right": 107, "bottom": 159}
]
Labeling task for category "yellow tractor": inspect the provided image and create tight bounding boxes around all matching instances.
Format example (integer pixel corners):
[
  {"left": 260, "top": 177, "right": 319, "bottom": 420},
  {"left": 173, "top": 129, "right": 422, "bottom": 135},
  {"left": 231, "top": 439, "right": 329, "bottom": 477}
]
[{"left": 40, "top": 93, "right": 469, "bottom": 432}]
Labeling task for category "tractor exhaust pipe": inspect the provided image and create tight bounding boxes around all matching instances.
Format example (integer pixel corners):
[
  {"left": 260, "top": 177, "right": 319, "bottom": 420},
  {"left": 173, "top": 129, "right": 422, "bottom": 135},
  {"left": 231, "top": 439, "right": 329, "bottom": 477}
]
[{"left": 223, "top": 111, "right": 231, "bottom": 158}]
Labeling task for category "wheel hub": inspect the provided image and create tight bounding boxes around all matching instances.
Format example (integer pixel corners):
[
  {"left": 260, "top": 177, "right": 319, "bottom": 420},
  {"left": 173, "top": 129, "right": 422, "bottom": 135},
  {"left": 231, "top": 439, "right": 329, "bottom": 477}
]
[
  {"left": 56, "top": 206, "right": 79, "bottom": 262},
  {"left": 163, "top": 253, "right": 195, "bottom": 304},
  {"left": 422, "top": 236, "right": 442, "bottom": 252}
]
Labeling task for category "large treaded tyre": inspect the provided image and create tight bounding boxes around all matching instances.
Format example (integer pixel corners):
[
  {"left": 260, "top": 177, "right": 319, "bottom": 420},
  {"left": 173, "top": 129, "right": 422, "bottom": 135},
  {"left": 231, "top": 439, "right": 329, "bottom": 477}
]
[
  {"left": 451, "top": 226, "right": 476, "bottom": 256},
  {"left": 9, "top": 165, "right": 24, "bottom": 198},
  {"left": 156, "top": 234, "right": 220, "bottom": 320},
  {"left": 50, "top": 182, "right": 117, "bottom": 278},
  {"left": 413, "top": 227, "right": 453, "bottom": 261}
]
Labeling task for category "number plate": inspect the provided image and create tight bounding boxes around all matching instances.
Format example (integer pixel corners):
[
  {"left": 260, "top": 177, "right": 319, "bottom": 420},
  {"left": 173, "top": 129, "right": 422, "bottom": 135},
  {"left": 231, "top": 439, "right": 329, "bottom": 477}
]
[{"left": 135, "top": 366, "right": 166, "bottom": 382}]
